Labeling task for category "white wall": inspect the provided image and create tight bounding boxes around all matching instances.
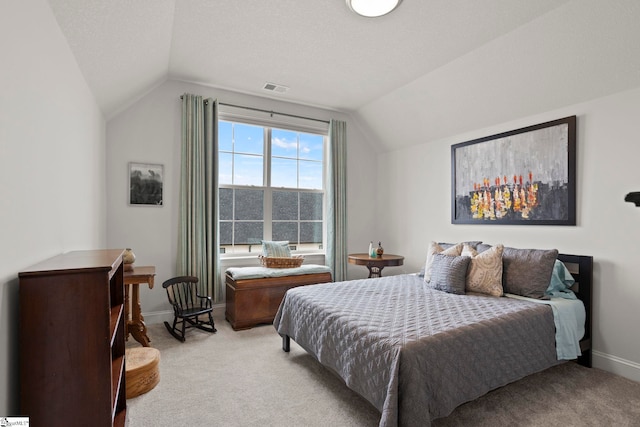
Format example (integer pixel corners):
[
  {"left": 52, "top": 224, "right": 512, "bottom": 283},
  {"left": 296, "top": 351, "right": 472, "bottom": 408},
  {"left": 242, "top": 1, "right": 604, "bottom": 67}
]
[
  {"left": 106, "top": 80, "right": 378, "bottom": 323},
  {"left": 375, "top": 86, "right": 640, "bottom": 382},
  {"left": 0, "top": 0, "right": 106, "bottom": 415}
]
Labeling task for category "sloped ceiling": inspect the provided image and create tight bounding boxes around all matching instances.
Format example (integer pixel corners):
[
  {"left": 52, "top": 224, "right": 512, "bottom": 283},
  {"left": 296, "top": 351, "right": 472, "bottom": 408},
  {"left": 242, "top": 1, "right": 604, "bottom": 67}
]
[{"left": 48, "top": 0, "right": 640, "bottom": 150}]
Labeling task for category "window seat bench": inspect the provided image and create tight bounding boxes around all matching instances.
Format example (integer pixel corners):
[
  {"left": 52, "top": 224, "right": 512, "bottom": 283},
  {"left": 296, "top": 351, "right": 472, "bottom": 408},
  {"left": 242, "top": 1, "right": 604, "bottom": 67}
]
[{"left": 225, "top": 265, "right": 332, "bottom": 331}]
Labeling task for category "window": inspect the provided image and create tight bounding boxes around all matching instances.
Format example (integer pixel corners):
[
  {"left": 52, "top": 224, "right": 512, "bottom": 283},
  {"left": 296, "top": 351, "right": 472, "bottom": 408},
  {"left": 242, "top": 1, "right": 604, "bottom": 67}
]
[{"left": 218, "top": 120, "right": 326, "bottom": 255}]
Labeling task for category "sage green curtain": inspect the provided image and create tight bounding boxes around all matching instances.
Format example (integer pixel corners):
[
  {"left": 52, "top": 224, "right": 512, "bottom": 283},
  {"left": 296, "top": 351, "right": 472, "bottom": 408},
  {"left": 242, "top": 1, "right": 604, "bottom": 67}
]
[
  {"left": 327, "top": 119, "right": 348, "bottom": 282},
  {"left": 177, "top": 94, "right": 222, "bottom": 301}
]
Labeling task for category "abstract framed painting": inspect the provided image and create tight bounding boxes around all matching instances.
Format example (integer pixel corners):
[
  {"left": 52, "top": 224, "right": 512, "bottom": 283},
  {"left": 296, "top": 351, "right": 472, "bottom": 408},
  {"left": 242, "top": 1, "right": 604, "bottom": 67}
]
[
  {"left": 129, "top": 162, "right": 164, "bottom": 206},
  {"left": 451, "top": 116, "right": 576, "bottom": 225}
]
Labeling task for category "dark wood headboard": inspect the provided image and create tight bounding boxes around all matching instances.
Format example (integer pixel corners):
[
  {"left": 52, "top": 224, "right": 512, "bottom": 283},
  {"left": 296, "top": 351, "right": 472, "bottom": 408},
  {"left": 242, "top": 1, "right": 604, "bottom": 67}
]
[{"left": 558, "top": 253, "right": 593, "bottom": 368}]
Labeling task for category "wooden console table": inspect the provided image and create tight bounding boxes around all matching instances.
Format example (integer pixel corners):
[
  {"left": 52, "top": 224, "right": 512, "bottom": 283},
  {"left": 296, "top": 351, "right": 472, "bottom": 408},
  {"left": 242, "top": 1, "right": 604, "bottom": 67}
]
[
  {"left": 348, "top": 253, "right": 404, "bottom": 278},
  {"left": 124, "top": 266, "right": 156, "bottom": 347}
]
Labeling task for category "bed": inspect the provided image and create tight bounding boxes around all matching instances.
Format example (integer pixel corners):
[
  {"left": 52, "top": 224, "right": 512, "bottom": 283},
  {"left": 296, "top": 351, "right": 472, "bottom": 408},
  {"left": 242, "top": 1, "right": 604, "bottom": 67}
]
[{"left": 273, "top": 249, "right": 593, "bottom": 427}]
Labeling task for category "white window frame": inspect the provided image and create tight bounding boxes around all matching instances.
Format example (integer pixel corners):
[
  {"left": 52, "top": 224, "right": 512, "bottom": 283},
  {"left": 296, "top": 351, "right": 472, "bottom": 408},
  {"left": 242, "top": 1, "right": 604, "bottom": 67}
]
[{"left": 218, "top": 107, "right": 329, "bottom": 258}]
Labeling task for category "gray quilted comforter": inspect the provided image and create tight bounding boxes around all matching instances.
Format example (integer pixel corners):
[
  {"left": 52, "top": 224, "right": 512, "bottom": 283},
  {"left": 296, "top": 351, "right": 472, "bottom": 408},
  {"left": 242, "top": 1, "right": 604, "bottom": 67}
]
[{"left": 273, "top": 274, "right": 560, "bottom": 427}]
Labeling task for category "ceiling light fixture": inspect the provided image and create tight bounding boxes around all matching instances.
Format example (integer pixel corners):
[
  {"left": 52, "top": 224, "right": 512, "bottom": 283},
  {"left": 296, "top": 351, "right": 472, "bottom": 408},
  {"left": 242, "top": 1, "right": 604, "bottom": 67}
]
[{"left": 346, "top": 0, "right": 402, "bottom": 17}]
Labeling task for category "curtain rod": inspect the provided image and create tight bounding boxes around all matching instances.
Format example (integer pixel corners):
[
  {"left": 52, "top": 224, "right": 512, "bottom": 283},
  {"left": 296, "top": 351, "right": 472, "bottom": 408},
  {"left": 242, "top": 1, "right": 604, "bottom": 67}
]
[{"left": 179, "top": 96, "right": 330, "bottom": 124}]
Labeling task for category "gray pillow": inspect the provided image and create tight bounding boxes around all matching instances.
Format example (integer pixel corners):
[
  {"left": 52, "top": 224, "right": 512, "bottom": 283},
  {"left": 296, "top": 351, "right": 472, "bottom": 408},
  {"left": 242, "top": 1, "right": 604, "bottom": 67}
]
[
  {"left": 428, "top": 253, "right": 471, "bottom": 295},
  {"left": 502, "top": 247, "right": 559, "bottom": 299},
  {"left": 438, "top": 241, "right": 482, "bottom": 250},
  {"left": 476, "top": 243, "right": 493, "bottom": 253}
]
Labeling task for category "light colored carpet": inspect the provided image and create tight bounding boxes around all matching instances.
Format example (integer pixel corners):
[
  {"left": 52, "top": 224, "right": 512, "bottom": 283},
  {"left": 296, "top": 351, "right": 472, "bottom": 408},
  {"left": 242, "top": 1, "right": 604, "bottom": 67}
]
[{"left": 126, "top": 316, "right": 640, "bottom": 427}]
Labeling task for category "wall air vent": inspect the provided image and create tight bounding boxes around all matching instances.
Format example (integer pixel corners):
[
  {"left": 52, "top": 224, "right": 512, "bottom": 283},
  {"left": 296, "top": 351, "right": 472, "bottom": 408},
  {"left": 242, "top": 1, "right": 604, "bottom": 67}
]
[{"left": 263, "top": 82, "right": 289, "bottom": 93}]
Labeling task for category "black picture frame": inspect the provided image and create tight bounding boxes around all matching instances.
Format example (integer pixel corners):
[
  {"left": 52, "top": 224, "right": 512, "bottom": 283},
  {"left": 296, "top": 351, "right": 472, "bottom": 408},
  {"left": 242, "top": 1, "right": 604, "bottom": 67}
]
[
  {"left": 129, "top": 162, "right": 164, "bottom": 206},
  {"left": 451, "top": 116, "right": 576, "bottom": 225}
]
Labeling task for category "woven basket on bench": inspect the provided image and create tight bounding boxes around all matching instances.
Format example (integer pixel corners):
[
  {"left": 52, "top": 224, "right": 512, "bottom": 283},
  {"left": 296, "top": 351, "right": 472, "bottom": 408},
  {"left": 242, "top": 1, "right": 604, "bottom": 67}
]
[{"left": 259, "top": 255, "right": 304, "bottom": 268}]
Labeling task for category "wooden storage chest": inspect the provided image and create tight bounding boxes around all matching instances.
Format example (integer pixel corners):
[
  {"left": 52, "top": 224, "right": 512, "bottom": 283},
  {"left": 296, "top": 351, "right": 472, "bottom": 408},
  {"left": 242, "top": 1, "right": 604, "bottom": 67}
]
[{"left": 225, "top": 268, "right": 332, "bottom": 330}]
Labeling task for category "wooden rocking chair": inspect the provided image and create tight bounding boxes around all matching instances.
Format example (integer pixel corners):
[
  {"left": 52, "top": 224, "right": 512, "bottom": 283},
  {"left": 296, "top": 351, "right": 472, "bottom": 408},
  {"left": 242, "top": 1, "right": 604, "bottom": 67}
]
[{"left": 162, "top": 276, "right": 217, "bottom": 342}]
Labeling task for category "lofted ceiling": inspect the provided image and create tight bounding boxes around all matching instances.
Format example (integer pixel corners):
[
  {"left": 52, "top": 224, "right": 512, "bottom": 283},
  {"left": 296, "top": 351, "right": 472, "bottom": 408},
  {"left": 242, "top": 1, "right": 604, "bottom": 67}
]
[
  {"left": 47, "top": 0, "right": 570, "bottom": 115},
  {"left": 48, "top": 0, "right": 640, "bottom": 150}
]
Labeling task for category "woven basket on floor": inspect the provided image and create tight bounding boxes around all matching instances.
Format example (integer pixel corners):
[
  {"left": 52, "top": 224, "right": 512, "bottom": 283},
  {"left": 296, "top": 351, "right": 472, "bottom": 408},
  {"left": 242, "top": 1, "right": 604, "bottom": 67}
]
[
  {"left": 259, "top": 255, "right": 304, "bottom": 268},
  {"left": 125, "top": 347, "right": 160, "bottom": 399}
]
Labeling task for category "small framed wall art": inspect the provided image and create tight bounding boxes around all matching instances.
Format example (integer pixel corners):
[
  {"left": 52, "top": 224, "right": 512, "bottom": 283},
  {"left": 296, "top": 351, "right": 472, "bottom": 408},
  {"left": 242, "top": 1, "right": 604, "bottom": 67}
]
[
  {"left": 129, "top": 162, "right": 163, "bottom": 206},
  {"left": 451, "top": 116, "right": 576, "bottom": 225}
]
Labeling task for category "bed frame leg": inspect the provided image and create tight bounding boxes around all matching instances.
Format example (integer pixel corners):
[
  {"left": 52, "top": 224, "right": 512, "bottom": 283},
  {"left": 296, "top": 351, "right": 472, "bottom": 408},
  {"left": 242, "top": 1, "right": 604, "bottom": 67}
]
[
  {"left": 577, "top": 349, "right": 592, "bottom": 368},
  {"left": 281, "top": 334, "right": 290, "bottom": 352}
]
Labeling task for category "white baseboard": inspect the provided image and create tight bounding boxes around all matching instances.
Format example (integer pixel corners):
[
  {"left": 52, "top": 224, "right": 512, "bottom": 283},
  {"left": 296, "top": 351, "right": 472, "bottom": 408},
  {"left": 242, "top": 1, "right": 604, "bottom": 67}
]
[
  {"left": 142, "top": 303, "right": 226, "bottom": 326},
  {"left": 141, "top": 310, "right": 173, "bottom": 325},
  {"left": 593, "top": 350, "right": 640, "bottom": 383}
]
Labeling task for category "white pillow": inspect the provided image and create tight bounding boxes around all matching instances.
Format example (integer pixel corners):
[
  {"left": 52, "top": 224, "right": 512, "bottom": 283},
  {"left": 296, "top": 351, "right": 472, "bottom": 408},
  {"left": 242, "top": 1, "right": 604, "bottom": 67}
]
[
  {"left": 261, "top": 240, "right": 291, "bottom": 258},
  {"left": 424, "top": 241, "right": 463, "bottom": 283},
  {"left": 462, "top": 243, "right": 504, "bottom": 297}
]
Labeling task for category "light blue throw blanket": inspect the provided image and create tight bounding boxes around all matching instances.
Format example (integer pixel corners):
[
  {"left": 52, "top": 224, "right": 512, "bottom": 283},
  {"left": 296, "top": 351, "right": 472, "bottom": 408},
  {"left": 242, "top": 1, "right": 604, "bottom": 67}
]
[
  {"left": 506, "top": 293, "right": 585, "bottom": 360},
  {"left": 226, "top": 264, "right": 332, "bottom": 280},
  {"left": 546, "top": 259, "right": 577, "bottom": 299}
]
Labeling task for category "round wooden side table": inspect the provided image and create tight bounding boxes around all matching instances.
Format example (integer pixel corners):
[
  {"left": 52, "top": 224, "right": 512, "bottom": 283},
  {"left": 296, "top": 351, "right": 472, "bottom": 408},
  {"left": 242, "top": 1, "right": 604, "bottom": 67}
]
[{"left": 348, "top": 253, "right": 404, "bottom": 278}]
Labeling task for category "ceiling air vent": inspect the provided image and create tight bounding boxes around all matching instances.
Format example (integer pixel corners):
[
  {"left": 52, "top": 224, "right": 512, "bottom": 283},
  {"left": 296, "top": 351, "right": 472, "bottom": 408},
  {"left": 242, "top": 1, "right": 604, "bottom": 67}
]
[{"left": 263, "top": 82, "right": 289, "bottom": 93}]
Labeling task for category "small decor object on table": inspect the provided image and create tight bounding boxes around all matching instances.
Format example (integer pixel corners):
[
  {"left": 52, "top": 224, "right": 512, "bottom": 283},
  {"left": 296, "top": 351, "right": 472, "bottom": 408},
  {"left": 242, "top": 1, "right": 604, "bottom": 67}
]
[
  {"left": 122, "top": 248, "right": 136, "bottom": 271},
  {"left": 376, "top": 242, "right": 384, "bottom": 258}
]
